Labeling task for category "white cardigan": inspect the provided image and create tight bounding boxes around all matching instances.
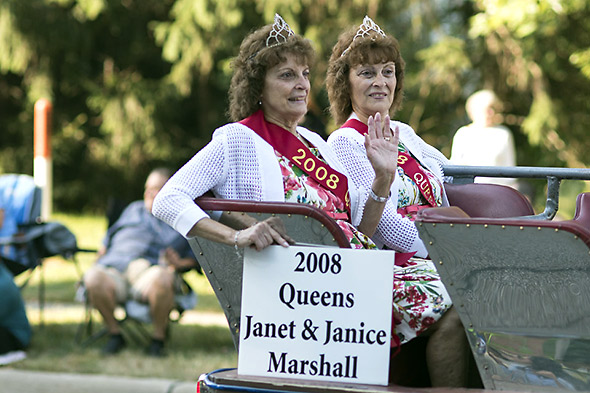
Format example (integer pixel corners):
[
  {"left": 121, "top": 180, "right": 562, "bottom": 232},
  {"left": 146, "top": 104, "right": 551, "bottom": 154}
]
[
  {"left": 328, "top": 114, "right": 451, "bottom": 257},
  {"left": 152, "top": 121, "right": 364, "bottom": 237}
]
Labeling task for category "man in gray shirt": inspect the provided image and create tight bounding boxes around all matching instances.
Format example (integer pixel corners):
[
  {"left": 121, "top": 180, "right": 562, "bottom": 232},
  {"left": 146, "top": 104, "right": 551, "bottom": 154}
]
[{"left": 83, "top": 168, "right": 198, "bottom": 357}]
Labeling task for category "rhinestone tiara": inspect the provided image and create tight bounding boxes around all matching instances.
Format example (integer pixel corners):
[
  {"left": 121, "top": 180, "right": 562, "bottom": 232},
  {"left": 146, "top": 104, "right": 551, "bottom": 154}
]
[
  {"left": 340, "top": 16, "right": 386, "bottom": 57},
  {"left": 266, "top": 14, "right": 295, "bottom": 48}
]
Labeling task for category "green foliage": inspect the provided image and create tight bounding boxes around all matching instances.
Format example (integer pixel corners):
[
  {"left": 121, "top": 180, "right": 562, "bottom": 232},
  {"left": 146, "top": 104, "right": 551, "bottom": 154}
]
[{"left": 1, "top": 0, "right": 589, "bottom": 212}]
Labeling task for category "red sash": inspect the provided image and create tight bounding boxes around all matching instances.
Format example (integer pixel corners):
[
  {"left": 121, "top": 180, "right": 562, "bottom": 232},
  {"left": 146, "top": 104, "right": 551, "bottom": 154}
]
[
  {"left": 341, "top": 118, "right": 437, "bottom": 208},
  {"left": 342, "top": 118, "right": 432, "bottom": 266},
  {"left": 241, "top": 110, "right": 351, "bottom": 217}
]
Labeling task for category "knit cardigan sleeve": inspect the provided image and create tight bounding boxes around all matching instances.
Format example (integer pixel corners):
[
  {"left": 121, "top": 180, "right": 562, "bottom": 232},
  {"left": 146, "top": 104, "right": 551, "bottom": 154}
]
[
  {"left": 152, "top": 129, "right": 229, "bottom": 237},
  {"left": 328, "top": 127, "right": 428, "bottom": 256}
]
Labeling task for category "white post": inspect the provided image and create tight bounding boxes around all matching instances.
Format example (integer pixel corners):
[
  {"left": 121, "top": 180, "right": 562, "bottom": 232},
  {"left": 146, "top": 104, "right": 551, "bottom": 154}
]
[{"left": 34, "top": 98, "right": 53, "bottom": 221}]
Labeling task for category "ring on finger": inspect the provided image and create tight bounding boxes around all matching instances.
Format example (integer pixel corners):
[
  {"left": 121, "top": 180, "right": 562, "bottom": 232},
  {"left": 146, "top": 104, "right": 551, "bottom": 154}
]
[{"left": 384, "top": 137, "right": 391, "bottom": 141}]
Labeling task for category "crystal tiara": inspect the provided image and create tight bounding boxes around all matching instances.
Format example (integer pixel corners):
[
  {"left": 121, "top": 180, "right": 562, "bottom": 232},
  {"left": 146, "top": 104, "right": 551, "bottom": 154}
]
[
  {"left": 340, "top": 16, "right": 386, "bottom": 57},
  {"left": 266, "top": 14, "right": 295, "bottom": 48}
]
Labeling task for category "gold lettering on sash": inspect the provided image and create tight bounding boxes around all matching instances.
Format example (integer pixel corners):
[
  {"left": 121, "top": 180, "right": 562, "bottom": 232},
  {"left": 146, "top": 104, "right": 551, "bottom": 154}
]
[
  {"left": 316, "top": 167, "right": 328, "bottom": 181},
  {"left": 289, "top": 146, "right": 343, "bottom": 191},
  {"left": 292, "top": 149, "right": 306, "bottom": 165},
  {"left": 413, "top": 173, "right": 432, "bottom": 197}
]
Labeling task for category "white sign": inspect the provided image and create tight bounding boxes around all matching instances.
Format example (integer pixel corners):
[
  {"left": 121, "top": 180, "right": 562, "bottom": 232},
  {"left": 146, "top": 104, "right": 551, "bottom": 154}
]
[{"left": 238, "top": 245, "right": 394, "bottom": 386}]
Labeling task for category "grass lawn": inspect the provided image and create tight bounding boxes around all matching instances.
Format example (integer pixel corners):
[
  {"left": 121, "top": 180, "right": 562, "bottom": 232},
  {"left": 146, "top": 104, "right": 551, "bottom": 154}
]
[{"left": 9, "top": 213, "right": 237, "bottom": 381}]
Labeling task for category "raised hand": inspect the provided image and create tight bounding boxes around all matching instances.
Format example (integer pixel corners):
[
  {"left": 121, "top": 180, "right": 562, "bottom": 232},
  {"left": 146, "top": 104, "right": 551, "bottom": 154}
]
[{"left": 365, "top": 112, "right": 399, "bottom": 183}]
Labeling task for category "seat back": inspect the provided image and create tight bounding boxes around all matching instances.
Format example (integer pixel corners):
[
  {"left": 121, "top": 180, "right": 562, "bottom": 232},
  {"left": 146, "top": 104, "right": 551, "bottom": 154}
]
[
  {"left": 189, "top": 198, "right": 349, "bottom": 350},
  {"left": 445, "top": 182, "right": 535, "bottom": 218},
  {"left": 0, "top": 174, "right": 43, "bottom": 275},
  {"left": 415, "top": 192, "right": 590, "bottom": 391}
]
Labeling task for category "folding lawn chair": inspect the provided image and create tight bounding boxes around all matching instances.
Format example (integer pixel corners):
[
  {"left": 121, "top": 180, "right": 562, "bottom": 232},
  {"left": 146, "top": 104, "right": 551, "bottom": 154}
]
[
  {"left": 0, "top": 173, "right": 90, "bottom": 325},
  {"left": 75, "top": 276, "right": 197, "bottom": 348}
]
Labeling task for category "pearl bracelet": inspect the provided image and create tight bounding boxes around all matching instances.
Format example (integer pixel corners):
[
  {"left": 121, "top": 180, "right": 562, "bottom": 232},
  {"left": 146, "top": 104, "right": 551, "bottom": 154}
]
[{"left": 370, "top": 189, "right": 390, "bottom": 203}]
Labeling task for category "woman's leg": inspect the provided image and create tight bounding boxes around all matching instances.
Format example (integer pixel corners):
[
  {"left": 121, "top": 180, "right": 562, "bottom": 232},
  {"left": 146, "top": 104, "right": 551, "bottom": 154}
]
[{"left": 425, "top": 307, "right": 470, "bottom": 387}]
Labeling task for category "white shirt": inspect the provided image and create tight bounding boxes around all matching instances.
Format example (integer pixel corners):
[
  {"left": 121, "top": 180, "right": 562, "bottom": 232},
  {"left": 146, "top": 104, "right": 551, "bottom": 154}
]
[{"left": 450, "top": 124, "right": 517, "bottom": 187}]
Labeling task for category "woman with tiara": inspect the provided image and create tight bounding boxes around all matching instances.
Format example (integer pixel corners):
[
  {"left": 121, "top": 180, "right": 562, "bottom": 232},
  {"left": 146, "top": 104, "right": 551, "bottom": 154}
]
[
  {"left": 152, "top": 15, "right": 398, "bottom": 258},
  {"left": 326, "top": 16, "right": 471, "bottom": 388}
]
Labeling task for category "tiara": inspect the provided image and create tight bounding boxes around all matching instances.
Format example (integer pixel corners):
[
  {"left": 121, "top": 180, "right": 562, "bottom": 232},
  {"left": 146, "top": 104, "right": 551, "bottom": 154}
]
[
  {"left": 266, "top": 14, "right": 295, "bottom": 48},
  {"left": 340, "top": 16, "right": 386, "bottom": 57}
]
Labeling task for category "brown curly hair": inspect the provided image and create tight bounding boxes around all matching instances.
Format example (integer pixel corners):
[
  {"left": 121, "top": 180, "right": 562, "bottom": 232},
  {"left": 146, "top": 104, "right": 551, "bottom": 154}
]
[
  {"left": 326, "top": 24, "right": 405, "bottom": 126},
  {"left": 227, "top": 24, "right": 315, "bottom": 122}
]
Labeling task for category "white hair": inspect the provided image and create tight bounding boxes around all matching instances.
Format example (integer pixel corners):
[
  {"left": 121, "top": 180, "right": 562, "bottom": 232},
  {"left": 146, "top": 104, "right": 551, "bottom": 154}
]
[{"left": 465, "top": 90, "right": 500, "bottom": 122}]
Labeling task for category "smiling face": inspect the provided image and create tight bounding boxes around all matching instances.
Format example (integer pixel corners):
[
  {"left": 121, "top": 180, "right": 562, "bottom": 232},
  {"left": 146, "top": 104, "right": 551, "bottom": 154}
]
[
  {"left": 348, "top": 62, "right": 396, "bottom": 123},
  {"left": 260, "top": 52, "right": 310, "bottom": 132}
]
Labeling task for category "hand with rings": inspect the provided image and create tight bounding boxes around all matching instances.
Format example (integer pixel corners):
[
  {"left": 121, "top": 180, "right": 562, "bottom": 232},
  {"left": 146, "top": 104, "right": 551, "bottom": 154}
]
[{"left": 365, "top": 112, "right": 400, "bottom": 182}]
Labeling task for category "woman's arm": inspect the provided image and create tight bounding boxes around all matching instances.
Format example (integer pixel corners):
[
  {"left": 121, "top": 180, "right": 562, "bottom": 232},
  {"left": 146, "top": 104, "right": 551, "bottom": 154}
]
[
  {"left": 357, "top": 113, "right": 399, "bottom": 237},
  {"left": 187, "top": 217, "right": 291, "bottom": 251},
  {"left": 152, "top": 137, "right": 228, "bottom": 236},
  {"left": 329, "top": 124, "right": 425, "bottom": 255}
]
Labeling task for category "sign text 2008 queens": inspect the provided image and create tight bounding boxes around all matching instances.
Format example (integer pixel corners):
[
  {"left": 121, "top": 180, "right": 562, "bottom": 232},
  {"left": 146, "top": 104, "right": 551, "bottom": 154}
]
[{"left": 238, "top": 246, "right": 395, "bottom": 386}]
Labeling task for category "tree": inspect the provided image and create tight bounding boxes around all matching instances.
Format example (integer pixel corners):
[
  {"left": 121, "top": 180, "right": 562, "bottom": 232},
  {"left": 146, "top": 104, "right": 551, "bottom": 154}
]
[{"left": 1, "top": 0, "right": 589, "bottom": 212}]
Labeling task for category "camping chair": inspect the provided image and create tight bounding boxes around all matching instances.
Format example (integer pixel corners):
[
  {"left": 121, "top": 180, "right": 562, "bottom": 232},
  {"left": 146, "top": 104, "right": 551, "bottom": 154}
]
[
  {"left": 0, "top": 174, "right": 88, "bottom": 325},
  {"left": 75, "top": 276, "right": 196, "bottom": 348},
  {"left": 415, "top": 192, "right": 590, "bottom": 392},
  {"left": 0, "top": 174, "right": 42, "bottom": 276}
]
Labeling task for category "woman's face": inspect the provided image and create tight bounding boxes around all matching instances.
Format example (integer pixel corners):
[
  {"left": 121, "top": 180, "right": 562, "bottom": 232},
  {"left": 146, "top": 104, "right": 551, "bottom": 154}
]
[
  {"left": 261, "top": 53, "right": 310, "bottom": 127},
  {"left": 348, "top": 61, "right": 396, "bottom": 121}
]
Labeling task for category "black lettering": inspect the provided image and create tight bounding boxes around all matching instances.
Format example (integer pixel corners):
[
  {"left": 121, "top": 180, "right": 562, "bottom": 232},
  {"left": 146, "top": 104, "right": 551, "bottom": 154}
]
[
  {"left": 268, "top": 352, "right": 286, "bottom": 373},
  {"left": 309, "top": 360, "right": 318, "bottom": 375},
  {"left": 346, "top": 293, "right": 355, "bottom": 308},
  {"left": 279, "top": 282, "right": 295, "bottom": 310},
  {"left": 321, "top": 291, "right": 332, "bottom": 306},
  {"left": 243, "top": 315, "right": 252, "bottom": 340},
  {"left": 297, "top": 288, "right": 309, "bottom": 305},
  {"left": 288, "top": 358, "right": 298, "bottom": 374},
  {"left": 279, "top": 284, "right": 354, "bottom": 310},
  {"left": 310, "top": 290, "right": 320, "bottom": 305},
  {"left": 294, "top": 252, "right": 305, "bottom": 272},
  {"left": 319, "top": 353, "right": 331, "bottom": 376}
]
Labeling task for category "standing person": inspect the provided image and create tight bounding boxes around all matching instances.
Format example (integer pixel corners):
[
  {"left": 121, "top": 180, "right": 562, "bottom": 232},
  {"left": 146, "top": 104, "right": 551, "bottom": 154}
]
[
  {"left": 450, "top": 89, "right": 517, "bottom": 187},
  {"left": 83, "top": 168, "right": 199, "bottom": 357},
  {"left": 326, "top": 16, "right": 469, "bottom": 387},
  {"left": 0, "top": 261, "right": 31, "bottom": 366},
  {"left": 152, "top": 14, "right": 398, "bottom": 254}
]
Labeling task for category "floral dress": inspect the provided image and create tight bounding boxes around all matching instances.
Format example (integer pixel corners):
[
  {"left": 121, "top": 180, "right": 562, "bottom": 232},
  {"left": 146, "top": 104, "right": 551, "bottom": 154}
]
[
  {"left": 391, "top": 141, "right": 452, "bottom": 345},
  {"left": 276, "top": 144, "right": 452, "bottom": 347}
]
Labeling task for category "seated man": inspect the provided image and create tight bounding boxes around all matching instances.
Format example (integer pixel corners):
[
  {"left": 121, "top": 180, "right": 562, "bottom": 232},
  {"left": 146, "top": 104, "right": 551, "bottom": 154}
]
[{"left": 83, "top": 168, "right": 199, "bottom": 357}]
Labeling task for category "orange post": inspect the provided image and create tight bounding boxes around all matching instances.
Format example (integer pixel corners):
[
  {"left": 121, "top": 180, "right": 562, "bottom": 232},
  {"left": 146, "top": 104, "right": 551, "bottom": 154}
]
[
  {"left": 34, "top": 99, "right": 53, "bottom": 220},
  {"left": 34, "top": 99, "right": 52, "bottom": 159}
]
